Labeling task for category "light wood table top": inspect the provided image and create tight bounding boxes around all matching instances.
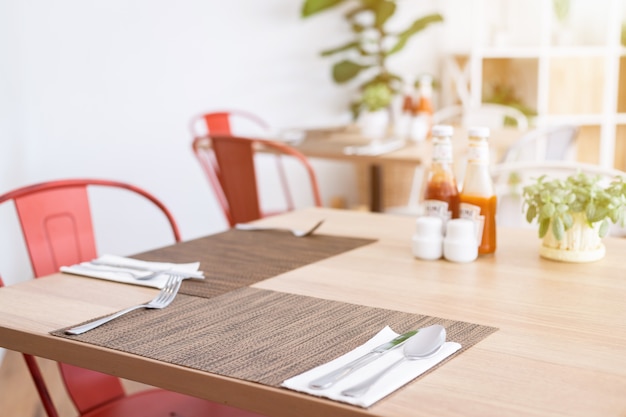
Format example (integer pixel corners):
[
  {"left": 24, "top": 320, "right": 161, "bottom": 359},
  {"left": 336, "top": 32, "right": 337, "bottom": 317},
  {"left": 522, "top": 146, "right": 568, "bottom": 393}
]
[{"left": 1, "top": 207, "right": 625, "bottom": 417}]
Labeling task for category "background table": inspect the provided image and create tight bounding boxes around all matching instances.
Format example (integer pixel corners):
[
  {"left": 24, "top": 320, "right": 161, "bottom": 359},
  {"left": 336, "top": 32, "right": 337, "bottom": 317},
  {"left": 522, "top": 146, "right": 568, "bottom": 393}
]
[{"left": 292, "top": 126, "right": 523, "bottom": 212}]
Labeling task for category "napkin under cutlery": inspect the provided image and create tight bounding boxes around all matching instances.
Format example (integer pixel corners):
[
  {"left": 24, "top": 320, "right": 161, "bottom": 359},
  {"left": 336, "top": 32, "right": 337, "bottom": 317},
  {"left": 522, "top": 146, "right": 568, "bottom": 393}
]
[
  {"left": 60, "top": 254, "right": 204, "bottom": 289},
  {"left": 343, "top": 138, "right": 406, "bottom": 156},
  {"left": 281, "top": 326, "right": 461, "bottom": 408}
]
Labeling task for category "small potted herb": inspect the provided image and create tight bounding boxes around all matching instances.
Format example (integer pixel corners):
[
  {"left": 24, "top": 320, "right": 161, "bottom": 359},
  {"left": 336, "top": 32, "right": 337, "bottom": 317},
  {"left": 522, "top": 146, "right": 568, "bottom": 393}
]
[
  {"left": 355, "top": 82, "right": 394, "bottom": 140},
  {"left": 522, "top": 171, "right": 626, "bottom": 262}
]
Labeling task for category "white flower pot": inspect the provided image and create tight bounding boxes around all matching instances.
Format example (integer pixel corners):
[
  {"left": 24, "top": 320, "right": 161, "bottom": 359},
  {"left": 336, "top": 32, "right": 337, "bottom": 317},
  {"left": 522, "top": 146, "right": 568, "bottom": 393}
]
[
  {"left": 539, "top": 213, "right": 606, "bottom": 263},
  {"left": 357, "top": 110, "right": 390, "bottom": 142}
]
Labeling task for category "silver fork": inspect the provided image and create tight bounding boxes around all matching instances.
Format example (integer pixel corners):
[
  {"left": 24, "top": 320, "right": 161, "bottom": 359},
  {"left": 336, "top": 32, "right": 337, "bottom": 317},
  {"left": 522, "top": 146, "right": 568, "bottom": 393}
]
[{"left": 65, "top": 274, "right": 183, "bottom": 335}]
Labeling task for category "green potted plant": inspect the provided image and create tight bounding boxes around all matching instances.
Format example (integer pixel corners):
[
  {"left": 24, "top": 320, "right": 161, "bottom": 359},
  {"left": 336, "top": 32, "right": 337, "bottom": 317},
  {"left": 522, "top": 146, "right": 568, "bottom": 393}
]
[
  {"left": 356, "top": 82, "right": 394, "bottom": 140},
  {"left": 522, "top": 171, "right": 626, "bottom": 262},
  {"left": 301, "top": 0, "right": 443, "bottom": 120}
]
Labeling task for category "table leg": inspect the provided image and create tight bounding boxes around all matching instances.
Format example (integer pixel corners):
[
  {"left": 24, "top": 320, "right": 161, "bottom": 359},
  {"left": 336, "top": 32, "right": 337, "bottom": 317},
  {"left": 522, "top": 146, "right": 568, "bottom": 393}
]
[{"left": 370, "top": 164, "right": 382, "bottom": 212}]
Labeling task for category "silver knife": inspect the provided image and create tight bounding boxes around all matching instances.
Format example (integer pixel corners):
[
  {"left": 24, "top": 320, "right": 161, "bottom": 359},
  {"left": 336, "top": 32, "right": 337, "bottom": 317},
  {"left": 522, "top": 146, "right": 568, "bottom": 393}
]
[
  {"left": 308, "top": 330, "right": 417, "bottom": 390},
  {"left": 89, "top": 259, "right": 205, "bottom": 279}
]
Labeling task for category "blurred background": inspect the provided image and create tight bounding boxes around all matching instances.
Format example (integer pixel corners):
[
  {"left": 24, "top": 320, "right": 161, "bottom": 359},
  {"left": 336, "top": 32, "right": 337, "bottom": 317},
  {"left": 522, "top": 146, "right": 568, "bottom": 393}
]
[{"left": 1, "top": 0, "right": 625, "bottom": 290}]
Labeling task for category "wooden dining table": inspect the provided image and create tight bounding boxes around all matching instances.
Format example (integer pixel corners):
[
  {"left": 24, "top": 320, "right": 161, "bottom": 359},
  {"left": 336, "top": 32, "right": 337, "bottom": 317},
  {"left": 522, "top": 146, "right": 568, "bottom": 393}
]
[{"left": 1, "top": 207, "right": 625, "bottom": 417}]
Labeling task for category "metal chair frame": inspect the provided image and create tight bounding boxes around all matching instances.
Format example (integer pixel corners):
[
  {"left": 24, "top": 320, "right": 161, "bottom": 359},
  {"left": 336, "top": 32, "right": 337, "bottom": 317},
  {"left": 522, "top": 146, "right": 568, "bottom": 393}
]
[
  {"left": 192, "top": 134, "right": 322, "bottom": 227},
  {"left": 0, "top": 178, "right": 263, "bottom": 417}
]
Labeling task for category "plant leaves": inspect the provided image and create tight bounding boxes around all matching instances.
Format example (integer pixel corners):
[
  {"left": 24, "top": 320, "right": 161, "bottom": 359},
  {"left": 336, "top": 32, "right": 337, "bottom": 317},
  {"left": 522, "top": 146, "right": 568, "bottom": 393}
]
[
  {"left": 387, "top": 13, "right": 444, "bottom": 55},
  {"left": 373, "top": 0, "right": 395, "bottom": 28},
  {"left": 585, "top": 202, "right": 596, "bottom": 223},
  {"left": 321, "top": 41, "right": 361, "bottom": 56},
  {"left": 302, "top": 0, "right": 345, "bottom": 17},
  {"left": 551, "top": 216, "right": 565, "bottom": 241},
  {"left": 562, "top": 212, "right": 573, "bottom": 230},
  {"left": 523, "top": 171, "right": 626, "bottom": 241},
  {"left": 332, "top": 60, "right": 371, "bottom": 83},
  {"left": 541, "top": 202, "right": 555, "bottom": 218},
  {"left": 589, "top": 206, "right": 609, "bottom": 223},
  {"left": 526, "top": 205, "right": 537, "bottom": 223},
  {"left": 599, "top": 219, "right": 610, "bottom": 238},
  {"left": 539, "top": 217, "right": 551, "bottom": 238}
]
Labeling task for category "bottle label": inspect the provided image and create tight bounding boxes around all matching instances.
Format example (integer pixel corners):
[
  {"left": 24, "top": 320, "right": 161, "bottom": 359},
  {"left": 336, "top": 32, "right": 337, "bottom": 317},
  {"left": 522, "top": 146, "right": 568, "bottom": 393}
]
[
  {"left": 459, "top": 202, "right": 485, "bottom": 245},
  {"left": 432, "top": 142, "right": 453, "bottom": 163},
  {"left": 424, "top": 199, "right": 451, "bottom": 232},
  {"left": 467, "top": 142, "right": 489, "bottom": 164}
]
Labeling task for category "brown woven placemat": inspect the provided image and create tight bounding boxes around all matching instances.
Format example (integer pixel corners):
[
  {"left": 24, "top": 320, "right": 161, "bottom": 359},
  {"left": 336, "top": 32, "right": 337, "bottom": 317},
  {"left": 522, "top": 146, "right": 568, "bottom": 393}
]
[
  {"left": 132, "top": 230, "right": 376, "bottom": 298},
  {"left": 54, "top": 287, "right": 497, "bottom": 387}
]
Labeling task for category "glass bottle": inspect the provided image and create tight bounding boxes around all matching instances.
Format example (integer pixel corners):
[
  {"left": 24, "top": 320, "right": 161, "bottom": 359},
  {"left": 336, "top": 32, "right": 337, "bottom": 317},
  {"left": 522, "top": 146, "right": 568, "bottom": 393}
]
[
  {"left": 460, "top": 126, "right": 497, "bottom": 255},
  {"left": 396, "top": 81, "right": 415, "bottom": 140},
  {"left": 409, "top": 74, "right": 434, "bottom": 142},
  {"left": 424, "top": 124, "right": 460, "bottom": 223}
]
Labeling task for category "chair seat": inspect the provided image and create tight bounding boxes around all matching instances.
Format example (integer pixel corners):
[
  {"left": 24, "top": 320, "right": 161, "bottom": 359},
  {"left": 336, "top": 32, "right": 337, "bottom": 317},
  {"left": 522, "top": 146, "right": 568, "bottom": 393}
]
[{"left": 84, "top": 389, "right": 264, "bottom": 417}]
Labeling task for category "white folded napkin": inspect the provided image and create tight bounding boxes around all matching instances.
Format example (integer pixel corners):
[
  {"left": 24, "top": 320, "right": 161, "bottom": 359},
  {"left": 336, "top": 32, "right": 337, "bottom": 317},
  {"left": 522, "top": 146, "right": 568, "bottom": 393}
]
[
  {"left": 60, "top": 254, "right": 204, "bottom": 289},
  {"left": 281, "top": 326, "right": 461, "bottom": 408},
  {"left": 343, "top": 138, "right": 406, "bottom": 156}
]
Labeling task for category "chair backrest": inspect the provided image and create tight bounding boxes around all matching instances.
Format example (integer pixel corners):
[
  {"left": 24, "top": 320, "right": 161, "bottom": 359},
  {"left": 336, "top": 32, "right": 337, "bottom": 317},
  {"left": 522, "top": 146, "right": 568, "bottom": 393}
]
[
  {"left": 190, "top": 110, "right": 277, "bottom": 224},
  {"left": 0, "top": 178, "right": 181, "bottom": 416},
  {"left": 433, "top": 103, "right": 529, "bottom": 130},
  {"left": 188, "top": 110, "right": 270, "bottom": 138},
  {"left": 192, "top": 134, "right": 322, "bottom": 226},
  {"left": 499, "top": 124, "right": 579, "bottom": 164}
]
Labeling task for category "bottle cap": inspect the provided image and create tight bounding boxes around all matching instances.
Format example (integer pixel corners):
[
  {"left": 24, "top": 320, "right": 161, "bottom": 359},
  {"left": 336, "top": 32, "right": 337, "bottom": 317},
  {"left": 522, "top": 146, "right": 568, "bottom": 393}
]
[
  {"left": 414, "top": 216, "right": 443, "bottom": 237},
  {"left": 445, "top": 218, "right": 476, "bottom": 240},
  {"left": 468, "top": 126, "right": 490, "bottom": 137},
  {"left": 431, "top": 124, "right": 454, "bottom": 137}
]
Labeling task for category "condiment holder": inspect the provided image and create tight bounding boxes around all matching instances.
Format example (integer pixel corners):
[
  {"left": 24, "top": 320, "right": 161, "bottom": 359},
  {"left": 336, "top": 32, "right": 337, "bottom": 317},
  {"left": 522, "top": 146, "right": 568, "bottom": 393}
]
[
  {"left": 443, "top": 219, "right": 478, "bottom": 263},
  {"left": 412, "top": 216, "right": 443, "bottom": 260},
  {"left": 412, "top": 216, "right": 479, "bottom": 263}
]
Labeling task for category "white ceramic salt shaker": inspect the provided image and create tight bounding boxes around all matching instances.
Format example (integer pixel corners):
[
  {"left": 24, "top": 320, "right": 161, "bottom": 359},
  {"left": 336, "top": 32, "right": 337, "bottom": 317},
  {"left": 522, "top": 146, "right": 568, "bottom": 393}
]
[
  {"left": 443, "top": 219, "right": 478, "bottom": 263},
  {"left": 412, "top": 216, "right": 443, "bottom": 260}
]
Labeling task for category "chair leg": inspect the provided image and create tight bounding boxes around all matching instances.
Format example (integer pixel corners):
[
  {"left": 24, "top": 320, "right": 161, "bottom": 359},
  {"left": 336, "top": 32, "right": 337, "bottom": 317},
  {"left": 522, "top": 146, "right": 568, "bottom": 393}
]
[{"left": 23, "top": 354, "right": 60, "bottom": 417}]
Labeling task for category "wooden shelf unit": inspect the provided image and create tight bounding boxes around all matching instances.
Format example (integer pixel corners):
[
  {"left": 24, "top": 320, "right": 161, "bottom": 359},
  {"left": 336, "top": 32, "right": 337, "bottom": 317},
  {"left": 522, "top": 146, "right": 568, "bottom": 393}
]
[{"left": 441, "top": 0, "right": 626, "bottom": 170}]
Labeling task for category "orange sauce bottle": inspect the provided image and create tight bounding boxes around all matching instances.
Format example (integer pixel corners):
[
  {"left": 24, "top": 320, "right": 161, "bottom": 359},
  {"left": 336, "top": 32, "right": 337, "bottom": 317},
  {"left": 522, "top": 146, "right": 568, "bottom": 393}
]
[
  {"left": 424, "top": 125, "right": 459, "bottom": 221},
  {"left": 460, "top": 126, "right": 497, "bottom": 254}
]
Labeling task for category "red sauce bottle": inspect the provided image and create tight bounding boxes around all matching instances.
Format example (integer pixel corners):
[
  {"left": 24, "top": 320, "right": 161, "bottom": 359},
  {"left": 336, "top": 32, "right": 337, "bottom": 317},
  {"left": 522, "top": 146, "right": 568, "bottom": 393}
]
[
  {"left": 424, "top": 125, "right": 459, "bottom": 221},
  {"left": 460, "top": 126, "right": 497, "bottom": 255}
]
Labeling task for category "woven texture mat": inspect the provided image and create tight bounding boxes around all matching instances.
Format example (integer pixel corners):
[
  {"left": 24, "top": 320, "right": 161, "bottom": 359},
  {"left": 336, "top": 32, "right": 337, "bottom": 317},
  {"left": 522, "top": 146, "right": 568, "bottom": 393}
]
[
  {"left": 54, "top": 287, "right": 497, "bottom": 387},
  {"left": 132, "top": 230, "right": 375, "bottom": 298}
]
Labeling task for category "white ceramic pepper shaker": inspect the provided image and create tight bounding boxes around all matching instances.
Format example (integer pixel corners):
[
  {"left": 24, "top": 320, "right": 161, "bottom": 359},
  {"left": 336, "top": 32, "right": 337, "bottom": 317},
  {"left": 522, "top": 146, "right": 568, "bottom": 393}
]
[
  {"left": 412, "top": 216, "right": 443, "bottom": 260},
  {"left": 443, "top": 219, "right": 478, "bottom": 263}
]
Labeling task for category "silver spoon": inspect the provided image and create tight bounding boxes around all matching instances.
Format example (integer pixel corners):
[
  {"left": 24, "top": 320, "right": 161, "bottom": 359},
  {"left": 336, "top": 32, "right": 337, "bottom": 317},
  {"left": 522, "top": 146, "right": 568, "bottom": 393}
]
[
  {"left": 341, "top": 325, "right": 446, "bottom": 398},
  {"left": 234, "top": 219, "right": 324, "bottom": 237}
]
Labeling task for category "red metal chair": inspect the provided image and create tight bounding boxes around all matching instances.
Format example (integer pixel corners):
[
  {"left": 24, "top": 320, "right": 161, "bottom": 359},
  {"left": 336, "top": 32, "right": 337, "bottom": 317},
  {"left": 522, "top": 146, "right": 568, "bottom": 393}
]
[
  {"left": 0, "top": 178, "right": 265, "bottom": 417},
  {"left": 192, "top": 134, "right": 323, "bottom": 227},
  {"left": 189, "top": 110, "right": 321, "bottom": 227}
]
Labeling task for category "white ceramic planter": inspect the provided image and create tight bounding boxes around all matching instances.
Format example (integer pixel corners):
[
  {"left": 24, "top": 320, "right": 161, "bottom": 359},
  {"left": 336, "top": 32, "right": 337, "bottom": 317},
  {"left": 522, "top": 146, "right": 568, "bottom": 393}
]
[
  {"left": 357, "top": 109, "right": 390, "bottom": 142},
  {"left": 539, "top": 213, "right": 605, "bottom": 263}
]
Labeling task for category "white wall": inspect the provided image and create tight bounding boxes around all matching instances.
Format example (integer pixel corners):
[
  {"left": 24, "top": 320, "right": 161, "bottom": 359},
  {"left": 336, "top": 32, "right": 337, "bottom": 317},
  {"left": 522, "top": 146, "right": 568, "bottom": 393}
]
[{"left": 0, "top": 0, "right": 449, "bottom": 290}]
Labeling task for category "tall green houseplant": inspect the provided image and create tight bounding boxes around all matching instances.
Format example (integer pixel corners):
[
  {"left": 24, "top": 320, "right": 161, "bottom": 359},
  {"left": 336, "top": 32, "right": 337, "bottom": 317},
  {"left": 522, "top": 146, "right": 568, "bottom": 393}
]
[{"left": 301, "top": 0, "right": 443, "bottom": 117}]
